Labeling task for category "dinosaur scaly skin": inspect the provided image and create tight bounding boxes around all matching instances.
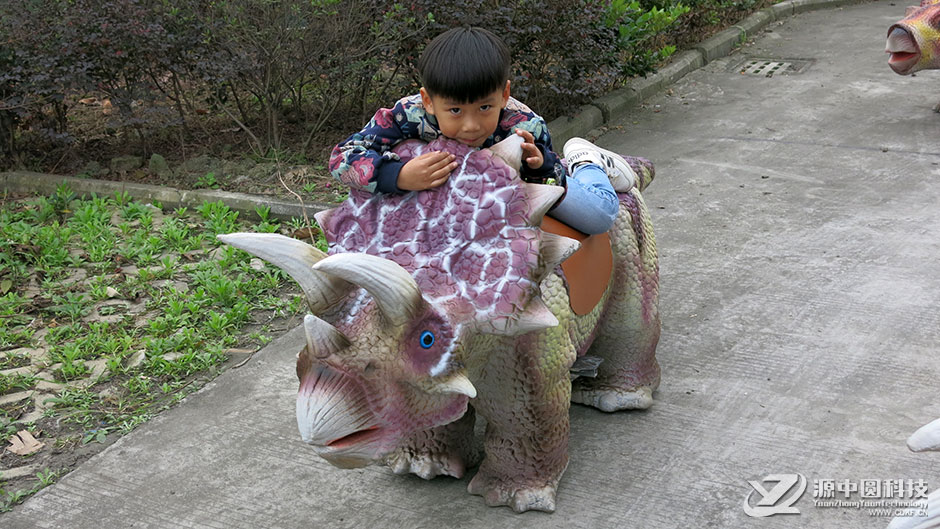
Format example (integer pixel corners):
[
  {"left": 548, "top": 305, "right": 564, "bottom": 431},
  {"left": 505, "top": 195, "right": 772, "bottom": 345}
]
[{"left": 219, "top": 135, "right": 660, "bottom": 513}]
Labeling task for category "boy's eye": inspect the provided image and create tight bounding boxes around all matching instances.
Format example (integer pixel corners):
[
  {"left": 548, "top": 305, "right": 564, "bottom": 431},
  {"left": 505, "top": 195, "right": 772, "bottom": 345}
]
[
  {"left": 448, "top": 108, "right": 461, "bottom": 115},
  {"left": 480, "top": 105, "right": 492, "bottom": 111}
]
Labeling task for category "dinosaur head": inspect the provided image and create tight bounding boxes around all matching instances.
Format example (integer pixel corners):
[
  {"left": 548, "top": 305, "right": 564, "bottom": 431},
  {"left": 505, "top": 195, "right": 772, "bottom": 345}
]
[
  {"left": 294, "top": 279, "right": 476, "bottom": 469},
  {"left": 887, "top": 0, "right": 940, "bottom": 74},
  {"left": 219, "top": 136, "right": 578, "bottom": 469}
]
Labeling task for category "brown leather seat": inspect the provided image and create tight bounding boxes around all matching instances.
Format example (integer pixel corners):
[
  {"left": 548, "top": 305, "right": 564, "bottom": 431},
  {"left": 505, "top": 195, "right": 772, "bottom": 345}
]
[{"left": 540, "top": 216, "right": 613, "bottom": 316}]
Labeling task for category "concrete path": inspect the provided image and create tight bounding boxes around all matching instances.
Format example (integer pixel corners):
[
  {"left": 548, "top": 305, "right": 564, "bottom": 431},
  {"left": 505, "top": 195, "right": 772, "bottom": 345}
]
[{"left": 5, "top": 1, "right": 940, "bottom": 527}]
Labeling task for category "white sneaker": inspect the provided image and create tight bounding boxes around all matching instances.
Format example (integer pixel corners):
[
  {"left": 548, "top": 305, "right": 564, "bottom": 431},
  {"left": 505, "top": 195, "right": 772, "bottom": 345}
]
[{"left": 563, "top": 137, "right": 637, "bottom": 192}]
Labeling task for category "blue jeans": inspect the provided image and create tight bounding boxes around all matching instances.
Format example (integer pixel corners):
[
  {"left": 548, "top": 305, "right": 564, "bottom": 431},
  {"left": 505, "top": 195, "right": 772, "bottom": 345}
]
[{"left": 547, "top": 163, "right": 619, "bottom": 235}]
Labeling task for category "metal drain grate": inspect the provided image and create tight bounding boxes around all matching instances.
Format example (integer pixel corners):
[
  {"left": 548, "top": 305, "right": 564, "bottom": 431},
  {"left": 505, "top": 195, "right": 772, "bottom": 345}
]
[
  {"left": 733, "top": 57, "right": 813, "bottom": 77},
  {"left": 741, "top": 60, "right": 790, "bottom": 77}
]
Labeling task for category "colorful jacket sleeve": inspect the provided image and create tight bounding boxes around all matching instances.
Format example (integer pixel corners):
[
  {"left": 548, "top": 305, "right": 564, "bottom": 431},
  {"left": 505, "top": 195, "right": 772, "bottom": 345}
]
[{"left": 328, "top": 103, "right": 411, "bottom": 194}]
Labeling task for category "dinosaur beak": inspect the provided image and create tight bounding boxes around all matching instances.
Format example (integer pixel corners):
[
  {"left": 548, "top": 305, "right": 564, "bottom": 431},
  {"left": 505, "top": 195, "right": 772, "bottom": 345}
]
[{"left": 887, "top": 25, "right": 922, "bottom": 75}]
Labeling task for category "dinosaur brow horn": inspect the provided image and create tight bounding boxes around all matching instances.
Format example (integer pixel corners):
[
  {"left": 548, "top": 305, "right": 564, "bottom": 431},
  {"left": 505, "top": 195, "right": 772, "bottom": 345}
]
[
  {"left": 313, "top": 253, "right": 424, "bottom": 327},
  {"left": 217, "top": 233, "right": 352, "bottom": 313}
]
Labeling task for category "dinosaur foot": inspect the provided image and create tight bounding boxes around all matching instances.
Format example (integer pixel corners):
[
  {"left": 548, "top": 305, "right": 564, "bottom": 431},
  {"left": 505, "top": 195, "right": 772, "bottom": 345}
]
[
  {"left": 467, "top": 471, "right": 560, "bottom": 513},
  {"left": 386, "top": 447, "right": 476, "bottom": 479},
  {"left": 570, "top": 383, "right": 654, "bottom": 412}
]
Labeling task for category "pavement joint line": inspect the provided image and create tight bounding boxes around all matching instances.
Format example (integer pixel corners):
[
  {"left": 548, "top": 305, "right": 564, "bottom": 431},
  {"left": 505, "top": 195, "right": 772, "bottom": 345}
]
[
  {"left": 0, "top": 0, "right": 875, "bottom": 222},
  {"left": 714, "top": 135, "right": 940, "bottom": 157}
]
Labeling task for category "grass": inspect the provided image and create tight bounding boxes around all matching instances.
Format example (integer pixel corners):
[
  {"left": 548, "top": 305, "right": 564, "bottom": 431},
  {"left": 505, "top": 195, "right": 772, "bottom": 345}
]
[{"left": 0, "top": 183, "right": 325, "bottom": 512}]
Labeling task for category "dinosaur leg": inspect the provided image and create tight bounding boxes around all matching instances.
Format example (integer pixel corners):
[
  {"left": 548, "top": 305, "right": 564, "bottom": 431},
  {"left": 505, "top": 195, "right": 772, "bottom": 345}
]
[
  {"left": 467, "top": 334, "right": 574, "bottom": 513},
  {"left": 572, "top": 189, "right": 661, "bottom": 412},
  {"left": 385, "top": 407, "right": 479, "bottom": 479}
]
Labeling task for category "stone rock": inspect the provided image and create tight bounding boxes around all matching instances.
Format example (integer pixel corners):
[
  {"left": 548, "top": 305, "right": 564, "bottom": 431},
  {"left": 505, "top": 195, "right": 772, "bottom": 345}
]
[
  {"left": 75, "top": 360, "right": 109, "bottom": 388},
  {"left": 148, "top": 153, "right": 171, "bottom": 177},
  {"left": 0, "top": 464, "right": 39, "bottom": 480},
  {"left": 178, "top": 154, "right": 218, "bottom": 176},
  {"left": 0, "top": 391, "right": 32, "bottom": 406},
  {"left": 110, "top": 155, "right": 143, "bottom": 173},
  {"left": 0, "top": 366, "right": 35, "bottom": 377},
  {"left": 78, "top": 160, "right": 105, "bottom": 178},
  {"left": 208, "top": 247, "right": 226, "bottom": 261},
  {"left": 61, "top": 268, "right": 88, "bottom": 286},
  {"left": 151, "top": 279, "right": 189, "bottom": 293},
  {"left": 125, "top": 350, "right": 147, "bottom": 369},
  {"left": 34, "top": 379, "right": 65, "bottom": 392}
]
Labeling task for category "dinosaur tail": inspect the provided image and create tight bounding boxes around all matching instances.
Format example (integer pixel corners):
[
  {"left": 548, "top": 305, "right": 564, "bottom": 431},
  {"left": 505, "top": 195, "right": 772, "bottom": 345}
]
[{"left": 622, "top": 155, "right": 655, "bottom": 192}]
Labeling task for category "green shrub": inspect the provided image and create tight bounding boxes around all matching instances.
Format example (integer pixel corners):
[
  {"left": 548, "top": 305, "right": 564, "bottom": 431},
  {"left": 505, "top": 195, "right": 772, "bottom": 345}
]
[
  {"left": 607, "top": 0, "right": 690, "bottom": 76},
  {"left": 0, "top": 0, "right": 764, "bottom": 169}
]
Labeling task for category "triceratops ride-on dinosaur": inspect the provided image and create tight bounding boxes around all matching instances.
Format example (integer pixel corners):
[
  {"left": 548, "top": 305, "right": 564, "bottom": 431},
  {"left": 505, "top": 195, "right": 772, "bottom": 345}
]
[{"left": 219, "top": 134, "right": 661, "bottom": 513}]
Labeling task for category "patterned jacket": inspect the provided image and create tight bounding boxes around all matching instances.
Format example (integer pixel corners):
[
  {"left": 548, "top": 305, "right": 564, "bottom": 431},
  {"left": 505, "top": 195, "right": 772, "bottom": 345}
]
[{"left": 329, "top": 94, "right": 565, "bottom": 194}]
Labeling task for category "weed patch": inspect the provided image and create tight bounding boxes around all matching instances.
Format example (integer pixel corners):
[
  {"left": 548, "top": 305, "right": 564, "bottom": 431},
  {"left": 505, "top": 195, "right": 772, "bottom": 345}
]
[{"left": 0, "top": 184, "right": 318, "bottom": 512}]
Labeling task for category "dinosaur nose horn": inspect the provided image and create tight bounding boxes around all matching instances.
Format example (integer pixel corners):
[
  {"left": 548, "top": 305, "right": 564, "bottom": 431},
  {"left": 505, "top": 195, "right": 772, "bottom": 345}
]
[
  {"left": 314, "top": 253, "right": 424, "bottom": 326},
  {"left": 303, "top": 314, "right": 350, "bottom": 359}
]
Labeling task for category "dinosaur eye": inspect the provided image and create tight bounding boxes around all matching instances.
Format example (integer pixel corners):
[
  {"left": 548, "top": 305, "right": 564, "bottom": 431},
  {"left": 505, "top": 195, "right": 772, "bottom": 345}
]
[{"left": 419, "top": 330, "right": 435, "bottom": 349}]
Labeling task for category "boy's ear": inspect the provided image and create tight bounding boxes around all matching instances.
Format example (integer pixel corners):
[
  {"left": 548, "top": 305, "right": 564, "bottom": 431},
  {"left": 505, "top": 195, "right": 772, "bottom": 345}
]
[
  {"left": 420, "top": 87, "right": 435, "bottom": 116},
  {"left": 502, "top": 80, "right": 510, "bottom": 107}
]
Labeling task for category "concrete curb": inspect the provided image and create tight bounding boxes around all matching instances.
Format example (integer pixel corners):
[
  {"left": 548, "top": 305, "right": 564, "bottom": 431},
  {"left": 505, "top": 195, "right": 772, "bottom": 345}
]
[
  {"left": 547, "top": 0, "right": 875, "bottom": 146},
  {"left": 1, "top": 0, "right": 874, "bottom": 219},
  {"left": 0, "top": 170, "right": 331, "bottom": 222}
]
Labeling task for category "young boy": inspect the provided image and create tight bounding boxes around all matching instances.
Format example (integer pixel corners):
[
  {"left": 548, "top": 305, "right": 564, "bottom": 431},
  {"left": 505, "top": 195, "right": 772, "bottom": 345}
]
[{"left": 329, "top": 27, "right": 637, "bottom": 235}]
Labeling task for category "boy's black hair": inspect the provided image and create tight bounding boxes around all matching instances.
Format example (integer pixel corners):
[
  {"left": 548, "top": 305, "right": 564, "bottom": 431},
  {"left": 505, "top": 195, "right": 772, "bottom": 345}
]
[{"left": 418, "top": 27, "right": 511, "bottom": 104}]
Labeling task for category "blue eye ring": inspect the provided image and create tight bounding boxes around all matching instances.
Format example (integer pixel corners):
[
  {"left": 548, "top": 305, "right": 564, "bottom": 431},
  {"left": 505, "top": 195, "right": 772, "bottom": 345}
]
[{"left": 419, "top": 330, "right": 435, "bottom": 349}]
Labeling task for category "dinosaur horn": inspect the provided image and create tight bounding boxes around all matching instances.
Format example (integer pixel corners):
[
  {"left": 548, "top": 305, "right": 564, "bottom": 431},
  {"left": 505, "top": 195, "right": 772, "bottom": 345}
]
[
  {"left": 427, "top": 373, "right": 477, "bottom": 399},
  {"left": 302, "top": 314, "right": 350, "bottom": 359},
  {"left": 907, "top": 418, "right": 940, "bottom": 452},
  {"left": 488, "top": 134, "right": 525, "bottom": 173},
  {"left": 537, "top": 232, "right": 581, "bottom": 281},
  {"left": 313, "top": 253, "right": 423, "bottom": 326},
  {"left": 482, "top": 297, "right": 559, "bottom": 336},
  {"left": 313, "top": 208, "right": 335, "bottom": 234},
  {"left": 524, "top": 183, "right": 565, "bottom": 226},
  {"left": 217, "top": 233, "right": 352, "bottom": 313}
]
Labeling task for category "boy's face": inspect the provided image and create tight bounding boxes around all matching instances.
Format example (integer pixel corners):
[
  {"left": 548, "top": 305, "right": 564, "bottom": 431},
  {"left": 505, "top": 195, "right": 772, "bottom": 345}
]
[{"left": 420, "top": 81, "right": 510, "bottom": 148}]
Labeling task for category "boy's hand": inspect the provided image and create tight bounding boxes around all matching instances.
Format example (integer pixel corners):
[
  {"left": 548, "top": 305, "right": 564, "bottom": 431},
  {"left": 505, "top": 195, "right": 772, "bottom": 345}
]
[
  {"left": 516, "top": 129, "right": 543, "bottom": 169},
  {"left": 398, "top": 151, "right": 458, "bottom": 191}
]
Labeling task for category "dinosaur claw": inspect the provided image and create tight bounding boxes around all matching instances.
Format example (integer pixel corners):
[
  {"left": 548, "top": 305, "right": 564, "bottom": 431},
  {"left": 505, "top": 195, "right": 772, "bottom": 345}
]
[
  {"left": 571, "top": 384, "right": 654, "bottom": 412},
  {"left": 468, "top": 472, "right": 559, "bottom": 513}
]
